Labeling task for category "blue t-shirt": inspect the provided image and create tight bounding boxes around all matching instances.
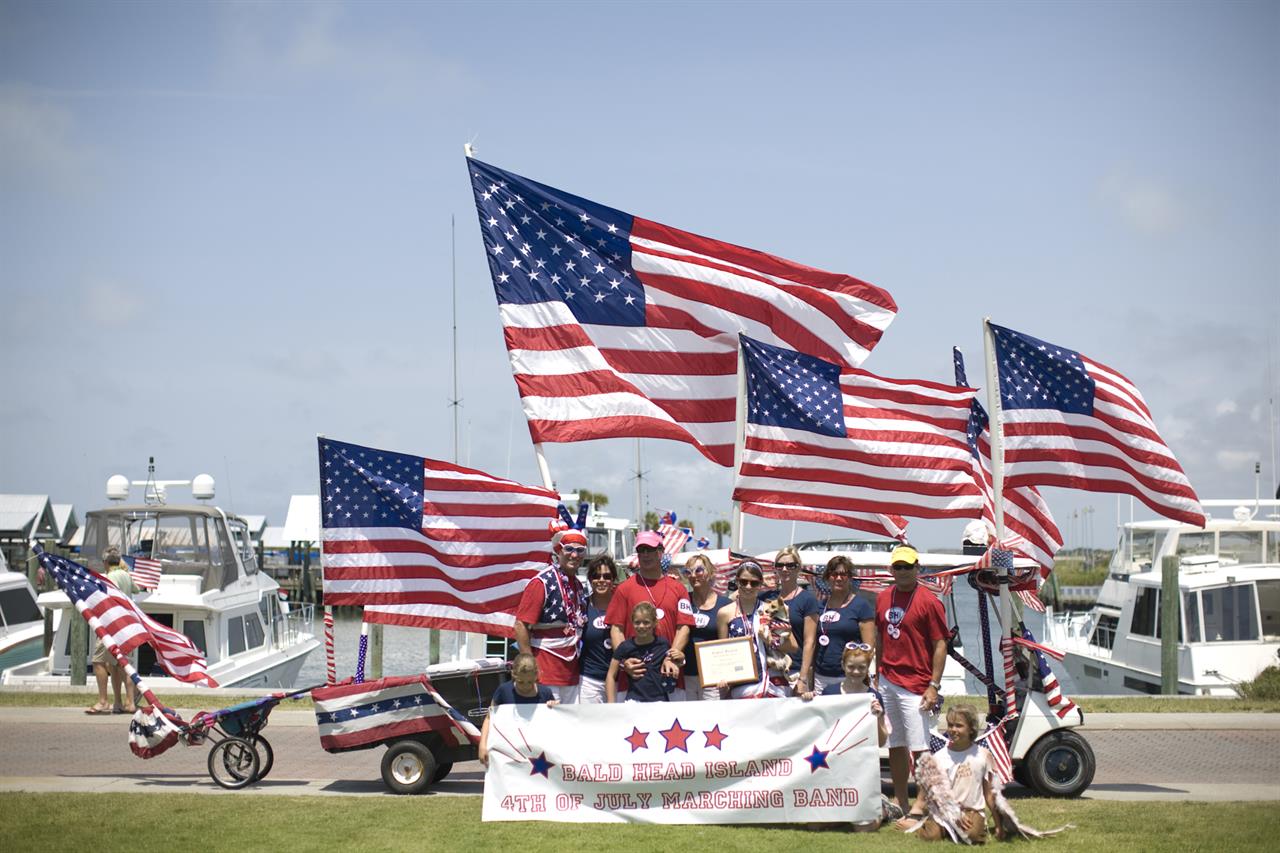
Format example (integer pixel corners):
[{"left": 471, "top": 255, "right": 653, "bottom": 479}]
[
  {"left": 490, "top": 681, "right": 555, "bottom": 707},
  {"left": 579, "top": 604, "right": 613, "bottom": 680},
  {"left": 814, "top": 594, "right": 875, "bottom": 676},
  {"left": 685, "top": 594, "right": 730, "bottom": 678},
  {"left": 613, "top": 636, "right": 671, "bottom": 702},
  {"left": 781, "top": 588, "right": 821, "bottom": 673}
]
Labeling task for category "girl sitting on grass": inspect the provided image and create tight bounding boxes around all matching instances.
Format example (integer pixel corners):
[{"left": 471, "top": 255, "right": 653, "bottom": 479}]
[
  {"left": 478, "top": 652, "right": 559, "bottom": 766},
  {"left": 606, "top": 602, "right": 672, "bottom": 702}
]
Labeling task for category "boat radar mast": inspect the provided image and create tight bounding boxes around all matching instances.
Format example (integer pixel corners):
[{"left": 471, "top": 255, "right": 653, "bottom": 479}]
[{"left": 106, "top": 457, "right": 215, "bottom": 505}]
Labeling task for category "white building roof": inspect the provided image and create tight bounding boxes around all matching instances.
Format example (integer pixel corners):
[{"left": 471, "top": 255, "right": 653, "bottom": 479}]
[
  {"left": 52, "top": 504, "right": 78, "bottom": 541},
  {"left": 0, "top": 495, "right": 58, "bottom": 540},
  {"left": 282, "top": 495, "right": 321, "bottom": 543}
]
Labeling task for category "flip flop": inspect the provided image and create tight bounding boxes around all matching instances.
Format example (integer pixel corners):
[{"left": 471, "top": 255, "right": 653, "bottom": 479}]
[
  {"left": 85, "top": 705, "right": 112, "bottom": 715},
  {"left": 112, "top": 706, "right": 128, "bottom": 714}
]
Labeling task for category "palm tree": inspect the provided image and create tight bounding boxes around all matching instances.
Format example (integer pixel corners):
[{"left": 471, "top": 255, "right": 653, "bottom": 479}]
[
  {"left": 709, "top": 519, "right": 731, "bottom": 549},
  {"left": 643, "top": 511, "right": 660, "bottom": 530},
  {"left": 576, "top": 489, "right": 609, "bottom": 510}
]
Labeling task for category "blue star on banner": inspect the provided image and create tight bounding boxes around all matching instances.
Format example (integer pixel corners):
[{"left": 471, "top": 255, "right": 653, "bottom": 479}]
[
  {"left": 805, "top": 745, "right": 831, "bottom": 773},
  {"left": 529, "top": 751, "right": 555, "bottom": 778},
  {"left": 740, "top": 335, "right": 846, "bottom": 438}
]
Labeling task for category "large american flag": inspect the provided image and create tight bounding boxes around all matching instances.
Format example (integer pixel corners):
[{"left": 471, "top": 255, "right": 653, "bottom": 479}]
[
  {"left": 955, "top": 348, "right": 1063, "bottom": 573},
  {"left": 36, "top": 547, "right": 216, "bottom": 687},
  {"left": 467, "top": 157, "right": 898, "bottom": 467},
  {"left": 732, "top": 335, "right": 982, "bottom": 537},
  {"left": 319, "top": 438, "right": 560, "bottom": 635},
  {"left": 989, "top": 323, "right": 1203, "bottom": 527}
]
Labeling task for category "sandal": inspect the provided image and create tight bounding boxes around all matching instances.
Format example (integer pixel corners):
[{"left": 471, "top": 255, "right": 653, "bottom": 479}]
[
  {"left": 85, "top": 704, "right": 112, "bottom": 715},
  {"left": 894, "top": 813, "right": 926, "bottom": 831}
]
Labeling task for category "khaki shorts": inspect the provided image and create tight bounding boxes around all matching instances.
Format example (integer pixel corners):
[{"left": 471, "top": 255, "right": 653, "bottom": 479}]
[
  {"left": 917, "top": 809, "right": 988, "bottom": 844},
  {"left": 92, "top": 640, "right": 115, "bottom": 667}
]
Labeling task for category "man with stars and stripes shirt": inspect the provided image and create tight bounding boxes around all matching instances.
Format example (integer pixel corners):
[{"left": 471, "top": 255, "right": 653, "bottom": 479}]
[{"left": 513, "top": 529, "right": 588, "bottom": 704}]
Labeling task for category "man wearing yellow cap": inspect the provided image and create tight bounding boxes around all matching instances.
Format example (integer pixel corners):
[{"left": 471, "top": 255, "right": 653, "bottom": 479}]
[{"left": 874, "top": 545, "right": 949, "bottom": 819}]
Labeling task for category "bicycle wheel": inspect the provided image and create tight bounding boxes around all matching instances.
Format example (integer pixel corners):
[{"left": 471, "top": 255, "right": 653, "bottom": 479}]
[
  {"left": 252, "top": 735, "right": 275, "bottom": 781},
  {"left": 208, "top": 737, "right": 260, "bottom": 790}
]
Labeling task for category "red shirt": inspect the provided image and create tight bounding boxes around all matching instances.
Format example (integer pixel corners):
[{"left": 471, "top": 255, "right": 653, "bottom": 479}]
[
  {"left": 605, "top": 574, "right": 695, "bottom": 646},
  {"left": 875, "top": 583, "right": 949, "bottom": 695}
]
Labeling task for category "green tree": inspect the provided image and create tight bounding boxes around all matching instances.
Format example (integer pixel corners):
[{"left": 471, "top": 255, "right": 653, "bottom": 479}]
[
  {"left": 575, "top": 489, "right": 609, "bottom": 510},
  {"left": 643, "top": 511, "right": 660, "bottom": 530},
  {"left": 709, "top": 519, "right": 731, "bottom": 549}
]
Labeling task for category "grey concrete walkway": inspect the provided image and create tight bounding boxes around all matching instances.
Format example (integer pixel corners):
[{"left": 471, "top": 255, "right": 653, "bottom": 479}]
[{"left": 1, "top": 707, "right": 1277, "bottom": 801}]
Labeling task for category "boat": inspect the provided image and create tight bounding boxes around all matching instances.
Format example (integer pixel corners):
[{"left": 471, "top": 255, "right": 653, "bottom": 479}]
[
  {"left": 3, "top": 472, "right": 320, "bottom": 690},
  {"left": 0, "top": 563, "right": 51, "bottom": 674},
  {"left": 1045, "top": 499, "right": 1280, "bottom": 696}
]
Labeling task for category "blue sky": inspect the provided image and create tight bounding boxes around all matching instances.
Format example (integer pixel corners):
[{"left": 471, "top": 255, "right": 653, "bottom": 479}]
[{"left": 2, "top": 1, "right": 1276, "bottom": 552}]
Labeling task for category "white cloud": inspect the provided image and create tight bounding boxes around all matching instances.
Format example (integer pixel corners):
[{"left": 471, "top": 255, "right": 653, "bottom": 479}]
[
  {"left": 1216, "top": 449, "right": 1257, "bottom": 472},
  {"left": 1216, "top": 399, "right": 1238, "bottom": 416},
  {"left": 0, "top": 85, "right": 94, "bottom": 191},
  {"left": 80, "top": 278, "right": 143, "bottom": 327},
  {"left": 1097, "top": 169, "right": 1191, "bottom": 236}
]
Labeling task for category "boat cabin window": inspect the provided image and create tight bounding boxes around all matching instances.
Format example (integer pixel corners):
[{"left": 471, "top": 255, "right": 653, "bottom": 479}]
[
  {"left": 1089, "top": 613, "right": 1119, "bottom": 649},
  {"left": 227, "top": 616, "right": 246, "bottom": 656},
  {"left": 181, "top": 619, "right": 207, "bottom": 655},
  {"left": 227, "top": 519, "right": 258, "bottom": 576},
  {"left": 1176, "top": 531, "right": 1215, "bottom": 561},
  {"left": 1183, "top": 592, "right": 1201, "bottom": 643},
  {"left": 1200, "top": 585, "right": 1259, "bottom": 642},
  {"left": 1130, "top": 587, "right": 1182, "bottom": 640},
  {"left": 1256, "top": 580, "right": 1280, "bottom": 641},
  {"left": 1112, "top": 528, "right": 1163, "bottom": 574},
  {"left": 1219, "top": 531, "right": 1263, "bottom": 565},
  {"left": 1267, "top": 533, "right": 1280, "bottom": 565},
  {"left": 245, "top": 613, "right": 265, "bottom": 649},
  {"left": 0, "top": 587, "right": 41, "bottom": 627},
  {"left": 80, "top": 510, "right": 238, "bottom": 590}
]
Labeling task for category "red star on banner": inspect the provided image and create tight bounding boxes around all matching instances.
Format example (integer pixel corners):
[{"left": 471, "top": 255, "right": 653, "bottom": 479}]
[
  {"left": 659, "top": 718, "right": 694, "bottom": 753},
  {"left": 702, "top": 725, "right": 728, "bottom": 750},
  {"left": 624, "top": 727, "right": 650, "bottom": 753}
]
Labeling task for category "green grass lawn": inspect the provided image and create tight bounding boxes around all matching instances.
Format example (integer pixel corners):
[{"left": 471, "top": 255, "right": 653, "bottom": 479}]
[{"left": 1, "top": 793, "right": 1273, "bottom": 852}]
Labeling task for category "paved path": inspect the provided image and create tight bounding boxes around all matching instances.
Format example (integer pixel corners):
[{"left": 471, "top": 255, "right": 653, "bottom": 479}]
[{"left": 1, "top": 708, "right": 1277, "bottom": 801}]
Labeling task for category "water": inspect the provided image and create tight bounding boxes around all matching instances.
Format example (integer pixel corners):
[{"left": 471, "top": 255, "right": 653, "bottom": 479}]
[
  {"left": 295, "top": 614, "right": 482, "bottom": 687},
  {"left": 945, "top": 582, "right": 1079, "bottom": 694}
]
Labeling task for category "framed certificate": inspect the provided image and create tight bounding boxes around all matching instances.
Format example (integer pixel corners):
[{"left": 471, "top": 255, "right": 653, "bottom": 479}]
[{"left": 694, "top": 637, "right": 759, "bottom": 687}]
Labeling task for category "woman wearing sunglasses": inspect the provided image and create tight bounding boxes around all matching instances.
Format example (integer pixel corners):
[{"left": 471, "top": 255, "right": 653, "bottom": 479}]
[
  {"left": 716, "top": 560, "right": 798, "bottom": 699},
  {"left": 577, "top": 554, "right": 620, "bottom": 704},
  {"left": 681, "top": 553, "right": 730, "bottom": 701},
  {"left": 813, "top": 554, "right": 875, "bottom": 691},
  {"left": 773, "top": 546, "right": 821, "bottom": 695}
]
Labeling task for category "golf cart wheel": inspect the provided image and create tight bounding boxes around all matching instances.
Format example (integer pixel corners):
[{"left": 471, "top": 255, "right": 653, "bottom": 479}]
[
  {"left": 208, "top": 737, "right": 261, "bottom": 790},
  {"left": 1025, "top": 730, "right": 1095, "bottom": 797},
  {"left": 1012, "top": 762, "right": 1031, "bottom": 788},
  {"left": 381, "top": 740, "right": 438, "bottom": 795},
  {"left": 252, "top": 735, "right": 275, "bottom": 781},
  {"left": 432, "top": 761, "right": 454, "bottom": 783}
]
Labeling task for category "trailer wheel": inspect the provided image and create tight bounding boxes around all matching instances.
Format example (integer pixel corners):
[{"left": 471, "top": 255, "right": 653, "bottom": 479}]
[
  {"left": 209, "top": 738, "right": 260, "bottom": 790},
  {"left": 1025, "top": 730, "right": 1095, "bottom": 797},
  {"left": 252, "top": 735, "right": 275, "bottom": 781},
  {"left": 381, "top": 740, "right": 437, "bottom": 795}
]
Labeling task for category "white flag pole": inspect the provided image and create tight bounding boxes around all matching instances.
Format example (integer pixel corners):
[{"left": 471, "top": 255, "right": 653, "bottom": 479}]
[
  {"left": 532, "top": 442, "right": 555, "bottom": 491},
  {"left": 981, "top": 318, "right": 1014, "bottom": 640},
  {"left": 730, "top": 335, "right": 747, "bottom": 552}
]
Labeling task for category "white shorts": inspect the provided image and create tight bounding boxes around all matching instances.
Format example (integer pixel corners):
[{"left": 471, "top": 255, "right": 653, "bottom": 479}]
[
  {"left": 880, "top": 676, "right": 937, "bottom": 751},
  {"left": 813, "top": 672, "right": 844, "bottom": 692},
  {"left": 547, "top": 683, "right": 579, "bottom": 704},
  {"left": 684, "top": 675, "right": 722, "bottom": 701},
  {"left": 577, "top": 676, "right": 607, "bottom": 704}
]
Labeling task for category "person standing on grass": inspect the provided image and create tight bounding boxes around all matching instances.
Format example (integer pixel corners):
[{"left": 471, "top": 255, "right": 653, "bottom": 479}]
[
  {"left": 874, "top": 544, "right": 949, "bottom": 820},
  {"left": 606, "top": 530, "right": 693, "bottom": 699},
  {"left": 577, "top": 554, "right": 620, "bottom": 704},
  {"left": 513, "top": 529, "right": 588, "bottom": 704},
  {"left": 478, "top": 653, "right": 558, "bottom": 767},
  {"left": 813, "top": 554, "right": 877, "bottom": 693},
  {"left": 681, "top": 552, "right": 730, "bottom": 701},
  {"left": 606, "top": 603, "right": 671, "bottom": 703}
]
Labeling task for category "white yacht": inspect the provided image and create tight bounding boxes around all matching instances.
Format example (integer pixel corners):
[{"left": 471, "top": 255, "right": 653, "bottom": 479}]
[
  {"left": 0, "top": 565, "right": 50, "bottom": 674},
  {"left": 3, "top": 474, "right": 319, "bottom": 690},
  {"left": 1046, "top": 500, "right": 1280, "bottom": 696}
]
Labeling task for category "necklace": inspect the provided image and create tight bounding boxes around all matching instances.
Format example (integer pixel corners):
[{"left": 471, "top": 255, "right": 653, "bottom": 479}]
[
  {"left": 885, "top": 585, "right": 917, "bottom": 641},
  {"left": 818, "top": 589, "right": 854, "bottom": 647}
]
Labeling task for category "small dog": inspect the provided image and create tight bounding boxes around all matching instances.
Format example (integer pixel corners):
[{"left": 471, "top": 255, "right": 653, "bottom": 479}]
[{"left": 757, "top": 596, "right": 792, "bottom": 674}]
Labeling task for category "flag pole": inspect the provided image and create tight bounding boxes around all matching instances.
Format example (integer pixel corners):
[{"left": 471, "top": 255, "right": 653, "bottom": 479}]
[
  {"left": 730, "top": 334, "right": 747, "bottom": 551},
  {"left": 982, "top": 317, "right": 1016, "bottom": 705},
  {"left": 532, "top": 443, "right": 555, "bottom": 491}
]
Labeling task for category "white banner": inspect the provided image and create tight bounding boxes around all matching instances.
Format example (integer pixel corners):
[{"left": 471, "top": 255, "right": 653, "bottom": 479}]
[{"left": 482, "top": 695, "right": 879, "bottom": 824}]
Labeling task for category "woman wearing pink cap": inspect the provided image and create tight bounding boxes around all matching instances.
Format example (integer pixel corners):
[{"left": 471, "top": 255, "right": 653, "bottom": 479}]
[
  {"left": 513, "top": 529, "right": 588, "bottom": 703},
  {"left": 605, "top": 530, "right": 694, "bottom": 698}
]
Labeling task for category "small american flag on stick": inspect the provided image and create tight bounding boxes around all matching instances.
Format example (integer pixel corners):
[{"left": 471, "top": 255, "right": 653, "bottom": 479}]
[{"left": 125, "top": 555, "right": 162, "bottom": 590}]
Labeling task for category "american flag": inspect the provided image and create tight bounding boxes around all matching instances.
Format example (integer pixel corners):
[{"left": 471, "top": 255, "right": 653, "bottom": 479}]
[
  {"left": 467, "top": 157, "right": 897, "bottom": 467},
  {"left": 124, "top": 555, "right": 162, "bottom": 590},
  {"left": 988, "top": 323, "right": 1203, "bottom": 527},
  {"left": 313, "top": 674, "right": 480, "bottom": 752},
  {"left": 928, "top": 716, "right": 1013, "bottom": 785},
  {"left": 36, "top": 547, "right": 216, "bottom": 687},
  {"left": 657, "top": 511, "right": 691, "bottom": 555},
  {"left": 853, "top": 566, "right": 954, "bottom": 596},
  {"left": 319, "top": 438, "right": 560, "bottom": 635},
  {"left": 973, "top": 545, "right": 1047, "bottom": 613},
  {"left": 733, "top": 335, "right": 983, "bottom": 537},
  {"left": 955, "top": 348, "right": 1063, "bottom": 573},
  {"left": 1021, "top": 625, "right": 1077, "bottom": 719}
]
